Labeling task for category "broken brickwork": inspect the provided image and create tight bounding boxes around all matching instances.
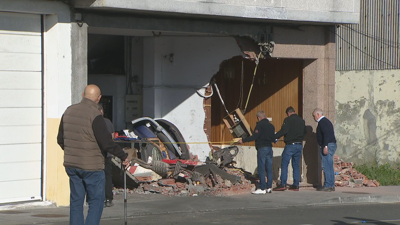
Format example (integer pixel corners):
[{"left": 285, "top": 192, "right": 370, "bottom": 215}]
[{"left": 334, "top": 155, "right": 380, "bottom": 187}]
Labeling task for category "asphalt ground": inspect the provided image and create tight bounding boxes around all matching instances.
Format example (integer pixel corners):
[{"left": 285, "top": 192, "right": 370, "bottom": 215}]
[{"left": 1, "top": 186, "right": 399, "bottom": 225}]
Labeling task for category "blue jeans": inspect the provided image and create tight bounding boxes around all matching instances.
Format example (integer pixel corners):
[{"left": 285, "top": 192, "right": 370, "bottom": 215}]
[
  {"left": 257, "top": 146, "right": 273, "bottom": 190},
  {"left": 66, "top": 167, "right": 105, "bottom": 225},
  {"left": 280, "top": 144, "right": 302, "bottom": 186},
  {"left": 320, "top": 143, "right": 337, "bottom": 188}
]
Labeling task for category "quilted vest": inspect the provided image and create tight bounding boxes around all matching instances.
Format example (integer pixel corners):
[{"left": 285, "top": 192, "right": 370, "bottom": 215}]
[{"left": 62, "top": 98, "right": 105, "bottom": 171}]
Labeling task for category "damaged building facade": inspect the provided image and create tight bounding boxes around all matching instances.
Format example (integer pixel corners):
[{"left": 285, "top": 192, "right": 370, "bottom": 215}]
[{"left": 0, "top": 0, "right": 359, "bottom": 205}]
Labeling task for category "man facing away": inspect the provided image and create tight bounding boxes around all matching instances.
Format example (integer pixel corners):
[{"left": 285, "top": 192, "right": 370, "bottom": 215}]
[
  {"left": 97, "top": 103, "right": 115, "bottom": 207},
  {"left": 312, "top": 108, "right": 337, "bottom": 192},
  {"left": 273, "top": 106, "right": 306, "bottom": 191},
  {"left": 238, "top": 111, "right": 275, "bottom": 194},
  {"left": 57, "top": 84, "right": 130, "bottom": 224}
]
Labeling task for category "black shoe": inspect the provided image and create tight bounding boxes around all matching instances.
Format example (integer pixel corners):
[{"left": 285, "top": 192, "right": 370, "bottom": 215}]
[
  {"left": 316, "top": 186, "right": 326, "bottom": 191},
  {"left": 316, "top": 187, "right": 335, "bottom": 192},
  {"left": 325, "top": 187, "right": 335, "bottom": 192},
  {"left": 273, "top": 184, "right": 287, "bottom": 191},
  {"left": 104, "top": 199, "right": 114, "bottom": 207},
  {"left": 288, "top": 185, "right": 299, "bottom": 191}
]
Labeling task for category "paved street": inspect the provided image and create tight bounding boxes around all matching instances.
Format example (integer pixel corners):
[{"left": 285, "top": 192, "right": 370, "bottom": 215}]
[
  {"left": 1, "top": 186, "right": 400, "bottom": 225},
  {"left": 87, "top": 203, "right": 400, "bottom": 225}
]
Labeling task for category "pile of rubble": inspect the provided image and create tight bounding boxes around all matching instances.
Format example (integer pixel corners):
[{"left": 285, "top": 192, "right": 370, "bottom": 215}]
[
  {"left": 112, "top": 145, "right": 255, "bottom": 197},
  {"left": 131, "top": 167, "right": 254, "bottom": 197},
  {"left": 334, "top": 155, "right": 380, "bottom": 187}
]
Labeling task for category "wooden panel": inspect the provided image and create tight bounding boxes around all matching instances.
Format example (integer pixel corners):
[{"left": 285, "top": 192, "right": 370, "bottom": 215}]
[{"left": 211, "top": 57, "right": 303, "bottom": 147}]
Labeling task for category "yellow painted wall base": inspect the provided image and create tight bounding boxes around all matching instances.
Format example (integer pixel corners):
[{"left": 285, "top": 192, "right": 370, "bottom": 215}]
[{"left": 46, "top": 118, "right": 70, "bottom": 206}]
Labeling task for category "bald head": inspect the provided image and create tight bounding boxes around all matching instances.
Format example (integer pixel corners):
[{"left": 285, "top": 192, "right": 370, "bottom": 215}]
[{"left": 83, "top": 84, "right": 101, "bottom": 103}]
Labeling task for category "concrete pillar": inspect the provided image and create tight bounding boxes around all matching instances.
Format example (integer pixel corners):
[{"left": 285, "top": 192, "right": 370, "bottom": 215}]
[
  {"left": 143, "top": 37, "right": 165, "bottom": 118},
  {"left": 302, "top": 26, "right": 336, "bottom": 186},
  {"left": 71, "top": 22, "right": 88, "bottom": 104}
]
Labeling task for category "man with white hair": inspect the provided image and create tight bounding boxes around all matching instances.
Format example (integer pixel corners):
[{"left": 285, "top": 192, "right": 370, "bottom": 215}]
[
  {"left": 238, "top": 111, "right": 275, "bottom": 194},
  {"left": 312, "top": 108, "right": 337, "bottom": 192}
]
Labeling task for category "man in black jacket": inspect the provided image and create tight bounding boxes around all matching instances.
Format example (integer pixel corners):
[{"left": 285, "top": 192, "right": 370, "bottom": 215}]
[
  {"left": 273, "top": 106, "right": 306, "bottom": 191},
  {"left": 98, "top": 103, "right": 116, "bottom": 207},
  {"left": 238, "top": 111, "right": 275, "bottom": 194},
  {"left": 312, "top": 108, "right": 337, "bottom": 192}
]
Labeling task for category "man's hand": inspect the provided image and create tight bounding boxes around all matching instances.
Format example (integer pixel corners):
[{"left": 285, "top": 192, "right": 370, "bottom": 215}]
[
  {"left": 122, "top": 157, "right": 130, "bottom": 169},
  {"left": 323, "top": 146, "right": 328, "bottom": 155},
  {"left": 238, "top": 138, "right": 243, "bottom": 144}
]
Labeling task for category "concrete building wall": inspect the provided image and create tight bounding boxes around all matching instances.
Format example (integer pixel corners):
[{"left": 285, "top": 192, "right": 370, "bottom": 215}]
[
  {"left": 74, "top": 0, "right": 360, "bottom": 24},
  {"left": 335, "top": 70, "right": 400, "bottom": 165},
  {"left": 44, "top": 15, "right": 74, "bottom": 207}
]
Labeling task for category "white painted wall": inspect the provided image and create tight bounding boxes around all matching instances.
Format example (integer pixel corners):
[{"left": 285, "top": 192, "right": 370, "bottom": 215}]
[
  {"left": 45, "top": 16, "right": 73, "bottom": 118},
  {"left": 335, "top": 70, "right": 400, "bottom": 164},
  {"left": 143, "top": 36, "right": 244, "bottom": 161}
]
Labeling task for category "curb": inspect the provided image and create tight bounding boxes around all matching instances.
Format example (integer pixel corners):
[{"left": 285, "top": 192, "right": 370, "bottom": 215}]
[{"left": 311, "top": 195, "right": 400, "bottom": 205}]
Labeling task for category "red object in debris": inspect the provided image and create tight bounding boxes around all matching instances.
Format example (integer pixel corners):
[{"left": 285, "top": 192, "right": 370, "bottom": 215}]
[
  {"left": 162, "top": 159, "right": 202, "bottom": 166},
  {"left": 158, "top": 179, "right": 176, "bottom": 186},
  {"left": 129, "top": 166, "right": 138, "bottom": 174}
]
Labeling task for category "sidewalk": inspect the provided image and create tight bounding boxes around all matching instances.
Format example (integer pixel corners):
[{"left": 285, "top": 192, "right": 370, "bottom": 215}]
[{"left": 1, "top": 186, "right": 399, "bottom": 225}]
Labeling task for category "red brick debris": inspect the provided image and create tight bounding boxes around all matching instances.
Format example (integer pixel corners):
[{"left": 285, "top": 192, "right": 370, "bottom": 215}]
[
  {"left": 117, "top": 167, "right": 255, "bottom": 197},
  {"left": 334, "top": 155, "right": 380, "bottom": 187}
]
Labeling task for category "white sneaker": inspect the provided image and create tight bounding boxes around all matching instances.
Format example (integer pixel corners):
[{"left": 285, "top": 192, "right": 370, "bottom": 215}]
[
  {"left": 252, "top": 189, "right": 266, "bottom": 194},
  {"left": 266, "top": 188, "right": 272, "bottom": 193}
]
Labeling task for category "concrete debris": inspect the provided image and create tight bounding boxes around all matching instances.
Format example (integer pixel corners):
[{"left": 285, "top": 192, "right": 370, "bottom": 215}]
[
  {"left": 334, "top": 155, "right": 380, "bottom": 188},
  {"left": 128, "top": 165, "right": 162, "bottom": 182},
  {"left": 115, "top": 163, "right": 254, "bottom": 197}
]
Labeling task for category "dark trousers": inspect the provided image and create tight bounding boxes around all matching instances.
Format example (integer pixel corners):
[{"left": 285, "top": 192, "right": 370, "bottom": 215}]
[{"left": 104, "top": 157, "right": 113, "bottom": 201}]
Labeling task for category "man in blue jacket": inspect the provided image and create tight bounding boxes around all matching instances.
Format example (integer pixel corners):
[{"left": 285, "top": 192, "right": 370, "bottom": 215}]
[
  {"left": 238, "top": 111, "right": 275, "bottom": 194},
  {"left": 312, "top": 108, "right": 337, "bottom": 192}
]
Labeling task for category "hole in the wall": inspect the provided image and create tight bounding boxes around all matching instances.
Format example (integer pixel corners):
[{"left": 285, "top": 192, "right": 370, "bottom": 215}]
[{"left": 203, "top": 56, "right": 304, "bottom": 150}]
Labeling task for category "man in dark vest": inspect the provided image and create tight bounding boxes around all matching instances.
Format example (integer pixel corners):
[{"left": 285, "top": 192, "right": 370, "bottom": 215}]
[{"left": 57, "top": 84, "right": 130, "bottom": 224}]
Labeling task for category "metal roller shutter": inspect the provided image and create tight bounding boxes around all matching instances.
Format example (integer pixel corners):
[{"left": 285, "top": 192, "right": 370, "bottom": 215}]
[{"left": 0, "top": 12, "right": 42, "bottom": 203}]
